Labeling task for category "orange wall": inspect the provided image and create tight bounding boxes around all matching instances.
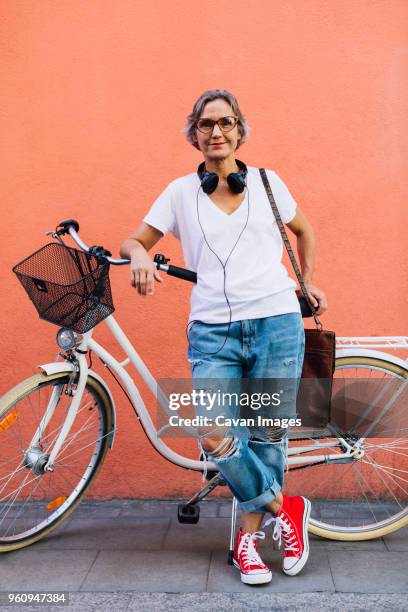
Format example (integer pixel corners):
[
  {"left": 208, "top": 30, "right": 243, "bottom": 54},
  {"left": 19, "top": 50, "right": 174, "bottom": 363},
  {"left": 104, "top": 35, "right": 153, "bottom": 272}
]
[{"left": 1, "top": 1, "right": 407, "bottom": 499}]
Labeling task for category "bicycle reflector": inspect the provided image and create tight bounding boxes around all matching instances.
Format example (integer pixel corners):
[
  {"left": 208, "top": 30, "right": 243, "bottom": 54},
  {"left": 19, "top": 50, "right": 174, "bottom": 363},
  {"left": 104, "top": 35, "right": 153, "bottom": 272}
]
[{"left": 12, "top": 243, "right": 115, "bottom": 333}]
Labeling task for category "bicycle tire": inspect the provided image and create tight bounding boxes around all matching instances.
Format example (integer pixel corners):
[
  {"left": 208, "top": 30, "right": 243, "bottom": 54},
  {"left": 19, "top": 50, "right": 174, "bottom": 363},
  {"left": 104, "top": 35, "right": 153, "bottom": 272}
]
[
  {"left": 0, "top": 371, "right": 113, "bottom": 552},
  {"left": 287, "top": 355, "right": 408, "bottom": 540}
]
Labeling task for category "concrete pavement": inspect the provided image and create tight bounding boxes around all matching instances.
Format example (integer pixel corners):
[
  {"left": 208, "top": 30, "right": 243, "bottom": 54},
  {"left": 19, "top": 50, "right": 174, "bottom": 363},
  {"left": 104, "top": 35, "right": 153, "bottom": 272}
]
[{"left": 0, "top": 499, "right": 407, "bottom": 610}]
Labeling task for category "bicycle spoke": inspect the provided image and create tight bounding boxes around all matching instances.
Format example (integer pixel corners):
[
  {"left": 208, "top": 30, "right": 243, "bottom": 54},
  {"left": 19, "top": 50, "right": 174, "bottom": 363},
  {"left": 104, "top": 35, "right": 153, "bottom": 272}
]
[
  {"left": 0, "top": 458, "right": 26, "bottom": 498},
  {"left": 0, "top": 469, "right": 39, "bottom": 527},
  {"left": 45, "top": 411, "right": 97, "bottom": 458},
  {"left": 353, "top": 463, "right": 380, "bottom": 525},
  {"left": 4, "top": 475, "right": 45, "bottom": 537},
  {"left": 0, "top": 462, "right": 30, "bottom": 486},
  {"left": 0, "top": 375, "right": 109, "bottom": 546},
  {"left": 363, "top": 454, "right": 405, "bottom": 508},
  {"left": 363, "top": 456, "right": 408, "bottom": 490},
  {"left": 55, "top": 429, "right": 112, "bottom": 464},
  {"left": 39, "top": 399, "right": 95, "bottom": 452},
  {"left": 365, "top": 461, "right": 408, "bottom": 479}
]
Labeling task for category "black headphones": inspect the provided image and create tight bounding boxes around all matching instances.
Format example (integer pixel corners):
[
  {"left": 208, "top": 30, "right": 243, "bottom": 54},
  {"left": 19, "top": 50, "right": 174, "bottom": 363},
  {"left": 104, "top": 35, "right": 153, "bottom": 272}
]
[{"left": 197, "top": 159, "right": 248, "bottom": 194}]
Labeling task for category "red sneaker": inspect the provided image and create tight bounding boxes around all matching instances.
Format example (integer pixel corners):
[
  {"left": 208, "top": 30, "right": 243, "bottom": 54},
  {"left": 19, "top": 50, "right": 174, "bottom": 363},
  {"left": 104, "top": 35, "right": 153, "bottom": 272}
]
[
  {"left": 265, "top": 495, "right": 311, "bottom": 576},
  {"left": 233, "top": 529, "right": 272, "bottom": 585}
]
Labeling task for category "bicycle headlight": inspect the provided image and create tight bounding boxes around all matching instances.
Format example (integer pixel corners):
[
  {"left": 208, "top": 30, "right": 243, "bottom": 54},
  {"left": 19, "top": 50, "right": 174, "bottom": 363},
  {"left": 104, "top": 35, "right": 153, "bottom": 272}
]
[{"left": 56, "top": 328, "right": 81, "bottom": 350}]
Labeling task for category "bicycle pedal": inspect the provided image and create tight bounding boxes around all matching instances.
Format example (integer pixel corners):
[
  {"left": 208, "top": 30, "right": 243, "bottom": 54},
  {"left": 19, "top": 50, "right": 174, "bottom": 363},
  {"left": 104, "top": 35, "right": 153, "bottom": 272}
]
[{"left": 177, "top": 503, "right": 200, "bottom": 524}]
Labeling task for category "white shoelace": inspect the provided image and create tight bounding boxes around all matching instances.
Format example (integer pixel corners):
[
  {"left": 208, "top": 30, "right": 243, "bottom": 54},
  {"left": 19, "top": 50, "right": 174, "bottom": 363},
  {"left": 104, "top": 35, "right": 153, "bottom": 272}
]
[
  {"left": 264, "top": 515, "right": 299, "bottom": 553},
  {"left": 237, "top": 531, "right": 266, "bottom": 569}
]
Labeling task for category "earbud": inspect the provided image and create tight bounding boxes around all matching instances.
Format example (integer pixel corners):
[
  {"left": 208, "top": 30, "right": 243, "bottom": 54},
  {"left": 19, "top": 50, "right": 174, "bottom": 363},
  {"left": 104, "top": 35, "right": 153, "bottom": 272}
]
[{"left": 197, "top": 159, "right": 247, "bottom": 195}]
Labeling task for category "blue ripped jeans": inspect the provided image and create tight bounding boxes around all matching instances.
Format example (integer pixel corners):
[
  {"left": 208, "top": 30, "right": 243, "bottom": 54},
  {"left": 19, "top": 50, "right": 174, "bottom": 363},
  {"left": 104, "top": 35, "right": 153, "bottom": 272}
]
[{"left": 187, "top": 313, "right": 305, "bottom": 514}]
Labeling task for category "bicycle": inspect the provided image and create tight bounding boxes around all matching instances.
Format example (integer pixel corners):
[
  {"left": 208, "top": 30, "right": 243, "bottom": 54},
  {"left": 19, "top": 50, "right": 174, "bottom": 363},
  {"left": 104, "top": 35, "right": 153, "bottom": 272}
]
[{"left": 0, "top": 219, "right": 407, "bottom": 553}]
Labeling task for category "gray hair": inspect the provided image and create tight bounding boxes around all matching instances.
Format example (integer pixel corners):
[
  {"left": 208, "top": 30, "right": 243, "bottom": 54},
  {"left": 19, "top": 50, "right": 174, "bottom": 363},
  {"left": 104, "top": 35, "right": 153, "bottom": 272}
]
[{"left": 183, "top": 89, "right": 249, "bottom": 150}]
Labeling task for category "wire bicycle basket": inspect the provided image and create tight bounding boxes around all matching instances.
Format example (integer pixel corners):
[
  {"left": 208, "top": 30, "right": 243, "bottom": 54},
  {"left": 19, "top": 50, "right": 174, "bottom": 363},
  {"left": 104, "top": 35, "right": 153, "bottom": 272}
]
[{"left": 13, "top": 242, "right": 115, "bottom": 333}]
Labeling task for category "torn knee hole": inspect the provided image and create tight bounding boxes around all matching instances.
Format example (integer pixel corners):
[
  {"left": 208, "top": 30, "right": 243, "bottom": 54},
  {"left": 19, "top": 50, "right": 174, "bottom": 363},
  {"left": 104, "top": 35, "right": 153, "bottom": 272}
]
[
  {"left": 208, "top": 437, "right": 237, "bottom": 459},
  {"left": 266, "top": 426, "right": 286, "bottom": 443}
]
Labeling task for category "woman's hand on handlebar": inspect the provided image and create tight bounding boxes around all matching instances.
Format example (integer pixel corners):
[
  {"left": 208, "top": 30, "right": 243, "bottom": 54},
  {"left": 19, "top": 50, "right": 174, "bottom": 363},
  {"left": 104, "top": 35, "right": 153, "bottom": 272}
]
[
  {"left": 120, "top": 223, "right": 164, "bottom": 296},
  {"left": 130, "top": 247, "right": 162, "bottom": 296}
]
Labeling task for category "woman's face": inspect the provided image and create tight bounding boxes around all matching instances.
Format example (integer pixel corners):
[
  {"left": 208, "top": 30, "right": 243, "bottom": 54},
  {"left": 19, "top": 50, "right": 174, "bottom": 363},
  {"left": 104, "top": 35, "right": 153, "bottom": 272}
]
[{"left": 194, "top": 98, "right": 241, "bottom": 161}]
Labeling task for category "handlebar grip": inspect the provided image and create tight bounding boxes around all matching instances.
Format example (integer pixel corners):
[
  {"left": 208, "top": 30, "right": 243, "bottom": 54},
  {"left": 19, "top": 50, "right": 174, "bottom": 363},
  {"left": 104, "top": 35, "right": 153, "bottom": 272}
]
[
  {"left": 57, "top": 219, "right": 80, "bottom": 234},
  {"left": 166, "top": 265, "right": 197, "bottom": 284}
]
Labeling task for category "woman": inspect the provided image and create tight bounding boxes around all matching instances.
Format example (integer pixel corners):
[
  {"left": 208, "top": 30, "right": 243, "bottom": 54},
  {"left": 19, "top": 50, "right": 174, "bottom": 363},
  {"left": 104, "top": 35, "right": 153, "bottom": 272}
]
[{"left": 120, "top": 89, "right": 328, "bottom": 585}]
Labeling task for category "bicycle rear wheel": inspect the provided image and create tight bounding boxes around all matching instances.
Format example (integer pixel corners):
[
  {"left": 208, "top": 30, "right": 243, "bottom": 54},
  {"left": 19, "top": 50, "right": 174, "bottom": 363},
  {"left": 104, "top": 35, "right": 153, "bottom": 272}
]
[
  {"left": 0, "top": 371, "right": 113, "bottom": 552},
  {"left": 286, "top": 356, "right": 408, "bottom": 540}
]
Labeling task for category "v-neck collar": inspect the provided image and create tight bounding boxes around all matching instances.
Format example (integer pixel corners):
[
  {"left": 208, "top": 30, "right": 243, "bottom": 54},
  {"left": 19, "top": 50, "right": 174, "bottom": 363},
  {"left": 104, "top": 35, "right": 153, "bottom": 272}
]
[{"left": 204, "top": 188, "right": 248, "bottom": 218}]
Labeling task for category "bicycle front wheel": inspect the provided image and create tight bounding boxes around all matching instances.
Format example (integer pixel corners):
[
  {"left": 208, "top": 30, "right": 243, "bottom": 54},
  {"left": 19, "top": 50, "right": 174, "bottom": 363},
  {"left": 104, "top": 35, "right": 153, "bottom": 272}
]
[
  {"left": 0, "top": 371, "right": 113, "bottom": 552},
  {"left": 286, "top": 356, "right": 408, "bottom": 540}
]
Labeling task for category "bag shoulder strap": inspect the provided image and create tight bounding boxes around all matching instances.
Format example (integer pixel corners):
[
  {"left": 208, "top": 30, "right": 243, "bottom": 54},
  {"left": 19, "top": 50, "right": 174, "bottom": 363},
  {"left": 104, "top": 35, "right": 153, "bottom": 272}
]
[{"left": 259, "top": 168, "right": 322, "bottom": 329}]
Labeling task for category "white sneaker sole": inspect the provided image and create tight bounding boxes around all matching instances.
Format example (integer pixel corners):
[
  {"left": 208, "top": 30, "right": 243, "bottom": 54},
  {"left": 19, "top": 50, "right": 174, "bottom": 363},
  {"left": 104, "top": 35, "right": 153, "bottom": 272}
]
[
  {"left": 283, "top": 497, "right": 311, "bottom": 577},
  {"left": 233, "top": 559, "right": 272, "bottom": 585}
]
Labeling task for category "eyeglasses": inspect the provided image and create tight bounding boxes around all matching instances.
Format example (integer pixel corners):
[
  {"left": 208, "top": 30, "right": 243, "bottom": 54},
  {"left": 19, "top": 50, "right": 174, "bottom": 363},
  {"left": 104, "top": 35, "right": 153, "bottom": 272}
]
[{"left": 195, "top": 115, "right": 239, "bottom": 134}]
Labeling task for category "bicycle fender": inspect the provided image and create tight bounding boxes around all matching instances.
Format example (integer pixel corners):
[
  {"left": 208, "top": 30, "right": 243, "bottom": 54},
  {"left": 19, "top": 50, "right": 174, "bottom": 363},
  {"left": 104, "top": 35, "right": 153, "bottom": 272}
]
[
  {"left": 37, "top": 361, "right": 117, "bottom": 449},
  {"left": 335, "top": 349, "right": 408, "bottom": 372}
]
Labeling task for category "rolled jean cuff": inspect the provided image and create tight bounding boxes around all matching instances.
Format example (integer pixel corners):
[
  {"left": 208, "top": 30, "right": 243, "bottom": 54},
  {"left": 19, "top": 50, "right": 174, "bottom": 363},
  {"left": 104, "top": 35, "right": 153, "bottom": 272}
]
[{"left": 236, "top": 479, "right": 282, "bottom": 513}]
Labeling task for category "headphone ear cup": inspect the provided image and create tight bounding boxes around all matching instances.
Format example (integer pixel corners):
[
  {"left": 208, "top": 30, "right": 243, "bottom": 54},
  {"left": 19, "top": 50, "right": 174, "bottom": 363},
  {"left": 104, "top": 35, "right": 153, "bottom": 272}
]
[
  {"left": 201, "top": 172, "right": 219, "bottom": 194},
  {"left": 227, "top": 172, "right": 246, "bottom": 194}
]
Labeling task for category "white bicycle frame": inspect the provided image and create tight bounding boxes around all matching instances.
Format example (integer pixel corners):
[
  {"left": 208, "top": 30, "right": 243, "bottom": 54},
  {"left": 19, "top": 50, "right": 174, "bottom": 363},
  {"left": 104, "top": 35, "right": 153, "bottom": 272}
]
[
  {"left": 34, "top": 306, "right": 408, "bottom": 475},
  {"left": 30, "top": 224, "right": 408, "bottom": 476}
]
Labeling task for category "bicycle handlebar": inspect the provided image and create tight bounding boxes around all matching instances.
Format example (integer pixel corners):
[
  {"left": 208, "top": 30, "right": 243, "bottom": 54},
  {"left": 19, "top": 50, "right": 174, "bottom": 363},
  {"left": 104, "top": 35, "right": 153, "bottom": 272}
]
[
  {"left": 56, "top": 219, "right": 198, "bottom": 284},
  {"left": 165, "top": 265, "right": 197, "bottom": 283},
  {"left": 55, "top": 219, "right": 313, "bottom": 314}
]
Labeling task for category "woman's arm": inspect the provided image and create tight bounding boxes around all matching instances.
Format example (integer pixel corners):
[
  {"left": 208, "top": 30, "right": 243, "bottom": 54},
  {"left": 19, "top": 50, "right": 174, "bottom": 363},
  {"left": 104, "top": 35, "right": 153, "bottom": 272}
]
[
  {"left": 286, "top": 208, "right": 328, "bottom": 315},
  {"left": 120, "top": 222, "right": 164, "bottom": 257},
  {"left": 120, "top": 222, "right": 164, "bottom": 296}
]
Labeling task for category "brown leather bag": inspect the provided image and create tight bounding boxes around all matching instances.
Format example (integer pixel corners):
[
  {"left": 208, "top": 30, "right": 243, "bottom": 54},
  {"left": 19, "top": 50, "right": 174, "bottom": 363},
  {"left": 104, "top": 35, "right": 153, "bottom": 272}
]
[{"left": 259, "top": 168, "right": 335, "bottom": 428}]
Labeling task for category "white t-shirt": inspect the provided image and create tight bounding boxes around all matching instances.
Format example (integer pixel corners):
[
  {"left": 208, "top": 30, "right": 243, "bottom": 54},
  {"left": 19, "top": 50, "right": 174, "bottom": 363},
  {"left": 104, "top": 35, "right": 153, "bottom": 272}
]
[{"left": 143, "top": 165, "right": 301, "bottom": 324}]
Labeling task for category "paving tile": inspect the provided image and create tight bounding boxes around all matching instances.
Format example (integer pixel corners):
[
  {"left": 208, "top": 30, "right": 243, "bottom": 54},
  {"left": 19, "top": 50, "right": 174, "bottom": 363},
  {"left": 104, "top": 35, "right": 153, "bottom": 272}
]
[
  {"left": 2, "top": 592, "right": 405, "bottom": 612},
  {"left": 118, "top": 499, "right": 219, "bottom": 518},
  {"left": 328, "top": 551, "right": 408, "bottom": 592},
  {"left": 318, "top": 501, "right": 398, "bottom": 522},
  {"left": 66, "top": 500, "right": 122, "bottom": 518},
  {"left": 309, "top": 533, "right": 387, "bottom": 551},
  {"left": 48, "top": 592, "right": 132, "bottom": 612},
  {"left": 0, "top": 501, "right": 117, "bottom": 520},
  {"left": 163, "top": 518, "right": 231, "bottom": 551},
  {"left": 383, "top": 525, "right": 408, "bottom": 552},
  {"left": 0, "top": 592, "right": 133, "bottom": 612},
  {"left": 0, "top": 549, "right": 97, "bottom": 591},
  {"left": 207, "top": 548, "right": 335, "bottom": 593},
  {"left": 32, "top": 516, "right": 170, "bottom": 550},
  {"left": 0, "top": 502, "right": 78, "bottom": 520},
  {"left": 81, "top": 550, "right": 210, "bottom": 592},
  {"left": 126, "top": 592, "right": 408, "bottom": 612},
  {"left": 218, "top": 501, "right": 237, "bottom": 518}
]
